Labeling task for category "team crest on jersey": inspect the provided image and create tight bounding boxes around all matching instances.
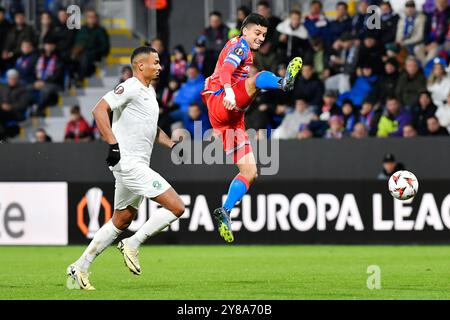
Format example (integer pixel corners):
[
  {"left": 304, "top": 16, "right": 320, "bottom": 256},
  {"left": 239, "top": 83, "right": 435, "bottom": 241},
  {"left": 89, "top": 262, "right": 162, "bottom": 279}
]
[
  {"left": 114, "top": 85, "right": 124, "bottom": 95},
  {"left": 153, "top": 180, "right": 162, "bottom": 190},
  {"left": 234, "top": 47, "right": 244, "bottom": 56}
]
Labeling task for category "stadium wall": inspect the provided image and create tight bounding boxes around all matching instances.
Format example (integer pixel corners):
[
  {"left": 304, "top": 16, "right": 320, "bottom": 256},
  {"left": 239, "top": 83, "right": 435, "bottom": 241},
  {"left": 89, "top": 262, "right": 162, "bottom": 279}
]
[{"left": 1, "top": 139, "right": 450, "bottom": 245}]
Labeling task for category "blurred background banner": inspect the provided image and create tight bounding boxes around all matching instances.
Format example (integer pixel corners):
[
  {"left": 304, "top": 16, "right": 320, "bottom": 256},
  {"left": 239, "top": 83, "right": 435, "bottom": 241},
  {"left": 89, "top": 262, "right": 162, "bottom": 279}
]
[
  {"left": 0, "top": 182, "right": 68, "bottom": 245},
  {"left": 67, "top": 180, "right": 450, "bottom": 245}
]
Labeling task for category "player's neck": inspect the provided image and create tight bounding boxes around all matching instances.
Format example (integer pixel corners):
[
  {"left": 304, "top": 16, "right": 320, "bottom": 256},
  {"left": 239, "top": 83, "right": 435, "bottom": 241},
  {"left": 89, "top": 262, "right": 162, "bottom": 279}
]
[{"left": 134, "top": 75, "right": 152, "bottom": 88}]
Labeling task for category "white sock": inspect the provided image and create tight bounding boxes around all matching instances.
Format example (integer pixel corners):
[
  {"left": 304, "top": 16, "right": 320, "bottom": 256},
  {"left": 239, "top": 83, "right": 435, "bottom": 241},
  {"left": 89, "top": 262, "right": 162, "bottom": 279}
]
[
  {"left": 127, "top": 208, "right": 178, "bottom": 249},
  {"left": 75, "top": 220, "right": 122, "bottom": 272}
]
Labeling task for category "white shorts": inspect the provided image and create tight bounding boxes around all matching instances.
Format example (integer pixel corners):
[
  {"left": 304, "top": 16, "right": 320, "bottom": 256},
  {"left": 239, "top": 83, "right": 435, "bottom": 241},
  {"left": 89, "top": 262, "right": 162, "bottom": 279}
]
[{"left": 112, "top": 163, "right": 171, "bottom": 210}]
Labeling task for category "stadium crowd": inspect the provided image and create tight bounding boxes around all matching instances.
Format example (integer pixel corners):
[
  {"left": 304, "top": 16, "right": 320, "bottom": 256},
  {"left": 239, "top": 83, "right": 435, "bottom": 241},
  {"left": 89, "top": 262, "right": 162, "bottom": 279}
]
[
  {"left": 156, "top": 0, "right": 450, "bottom": 141},
  {"left": 2, "top": 0, "right": 450, "bottom": 143},
  {"left": 0, "top": 4, "right": 110, "bottom": 141}
]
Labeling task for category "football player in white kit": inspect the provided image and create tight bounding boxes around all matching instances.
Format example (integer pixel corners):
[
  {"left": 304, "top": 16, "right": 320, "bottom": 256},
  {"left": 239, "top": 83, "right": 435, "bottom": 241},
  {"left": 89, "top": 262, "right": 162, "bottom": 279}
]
[{"left": 66, "top": 47, "right": 185, "bottom": 290}]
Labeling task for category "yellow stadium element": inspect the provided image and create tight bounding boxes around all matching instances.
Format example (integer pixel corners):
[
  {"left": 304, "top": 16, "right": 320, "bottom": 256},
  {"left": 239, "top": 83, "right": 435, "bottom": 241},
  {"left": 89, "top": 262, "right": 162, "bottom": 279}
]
[
  {"left": 106, "top": 29, "right": 132, "bottom": 38},
  {"left": 107, "top": 56, "right": 131, "bottom": 65},
  {"left": 102, "top": 18, "right": 126, "bottom": 29},
  {"left": 111, "top": 47, "right": 135, "bottom": 54}
]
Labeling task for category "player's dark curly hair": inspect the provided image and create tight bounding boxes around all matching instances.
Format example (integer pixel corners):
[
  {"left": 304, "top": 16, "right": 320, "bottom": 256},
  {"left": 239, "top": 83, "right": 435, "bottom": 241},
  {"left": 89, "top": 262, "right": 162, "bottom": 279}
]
[{"left": 240, "top": 13, "right": 269, "bottom": 34}]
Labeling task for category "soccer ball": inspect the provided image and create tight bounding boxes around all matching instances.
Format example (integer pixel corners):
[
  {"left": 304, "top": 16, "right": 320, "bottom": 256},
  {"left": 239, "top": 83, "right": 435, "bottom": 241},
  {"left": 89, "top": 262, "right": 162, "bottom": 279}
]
[{"left": 388, "top": 170, "right": 419, "bottom": 201}]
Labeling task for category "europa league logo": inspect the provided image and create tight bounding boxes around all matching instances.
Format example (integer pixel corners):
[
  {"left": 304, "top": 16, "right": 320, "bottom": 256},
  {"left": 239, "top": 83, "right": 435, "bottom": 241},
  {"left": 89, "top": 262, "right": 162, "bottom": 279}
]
[
  {"left": 85, "top": 188, "right": 103, "bottom": 238},
  {"left": 77, "top": 187, "right": 112, "bottom": 239}
]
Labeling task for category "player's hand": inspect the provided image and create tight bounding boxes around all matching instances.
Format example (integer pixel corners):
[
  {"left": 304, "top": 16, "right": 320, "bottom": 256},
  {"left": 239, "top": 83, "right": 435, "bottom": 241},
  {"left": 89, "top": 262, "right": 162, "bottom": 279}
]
[
  {"left": 224, "top": 87, "right": 236, "bottom": 110},
  {"left": 106, "top": 143, "right": 121, "bottom": 167},
  {"left": 171, "top": 139, "right": 184, "bottom": 164}
]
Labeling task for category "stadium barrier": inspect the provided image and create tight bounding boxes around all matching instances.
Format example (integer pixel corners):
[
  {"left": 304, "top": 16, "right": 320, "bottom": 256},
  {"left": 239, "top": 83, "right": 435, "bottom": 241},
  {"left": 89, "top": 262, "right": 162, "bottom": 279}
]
[{"left": 1, "top": 139, "right": 450, "bottom": 245}]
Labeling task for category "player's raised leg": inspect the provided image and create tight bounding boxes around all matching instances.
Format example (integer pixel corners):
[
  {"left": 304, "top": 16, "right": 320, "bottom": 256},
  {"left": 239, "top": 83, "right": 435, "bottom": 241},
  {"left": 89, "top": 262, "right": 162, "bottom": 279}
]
[
  {"left": 245, "top": 57, "right": 303, "bottom": 97},
  {"left": 118, "top": 187, "right": 185, "bottom": 275},
  {"left": 67, "top": 206, "right": 135, "bottom": 290}
]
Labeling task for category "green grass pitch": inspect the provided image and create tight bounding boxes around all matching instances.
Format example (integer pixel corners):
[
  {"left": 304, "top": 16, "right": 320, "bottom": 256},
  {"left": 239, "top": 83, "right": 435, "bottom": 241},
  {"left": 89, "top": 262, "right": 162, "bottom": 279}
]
[{"left": 1, "top": 245, "right": 450, "bottom": 300}]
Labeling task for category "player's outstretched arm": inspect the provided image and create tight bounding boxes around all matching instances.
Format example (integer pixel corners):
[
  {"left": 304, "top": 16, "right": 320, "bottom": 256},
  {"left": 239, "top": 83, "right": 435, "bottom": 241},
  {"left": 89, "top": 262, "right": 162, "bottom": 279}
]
[
  {"left": 156, "top": 127, "right": 176, "bottom": 149},
  {"left": 92, "top": 99, "right": 117, "bottom": 145}
]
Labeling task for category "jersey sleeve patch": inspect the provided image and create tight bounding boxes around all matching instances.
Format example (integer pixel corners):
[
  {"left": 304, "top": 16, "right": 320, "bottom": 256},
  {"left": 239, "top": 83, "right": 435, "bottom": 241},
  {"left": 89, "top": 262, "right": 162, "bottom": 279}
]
[
  {"left": 234, "top": 47, "right": 244, "bottom": 56},
  {"left": 114, "top": 85, "right": 125, "bottom": 95}
]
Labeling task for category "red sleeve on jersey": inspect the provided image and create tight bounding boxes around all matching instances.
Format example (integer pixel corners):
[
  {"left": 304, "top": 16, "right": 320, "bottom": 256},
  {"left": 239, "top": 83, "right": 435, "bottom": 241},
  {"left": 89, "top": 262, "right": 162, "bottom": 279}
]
[{"left": 218, "top": 61, "right": 237, "bottom": 86}]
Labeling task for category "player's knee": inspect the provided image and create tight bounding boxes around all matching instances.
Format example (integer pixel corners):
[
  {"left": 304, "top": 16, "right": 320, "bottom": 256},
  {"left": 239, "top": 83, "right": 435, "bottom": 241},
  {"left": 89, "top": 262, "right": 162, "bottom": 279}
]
[{"left": 172, "top": 202, "right": 185, "bottom": 217}]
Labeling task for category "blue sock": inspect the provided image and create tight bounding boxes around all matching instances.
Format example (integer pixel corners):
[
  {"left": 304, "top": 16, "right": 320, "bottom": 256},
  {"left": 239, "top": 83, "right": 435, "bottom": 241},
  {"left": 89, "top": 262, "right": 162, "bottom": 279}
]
[
  {"left": 255, "top": 71, "right": 282, "bottom": 90},
  {"left": 223, "top": 174, "right": 249, "bottom": 211}
]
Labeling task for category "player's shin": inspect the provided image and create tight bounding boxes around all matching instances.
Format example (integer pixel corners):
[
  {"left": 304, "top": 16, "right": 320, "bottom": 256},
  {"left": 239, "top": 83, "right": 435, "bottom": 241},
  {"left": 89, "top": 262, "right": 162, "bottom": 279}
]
[
  {"left": 74, "top": 220, "right": 122, "bottom": 272},
  {"left": 127, "top": 208, "right": 178, "bottom": 248},
  {"left": 255, "top": 71, "right": 283, "bottom": 90},
  {"left": 223, "top": 174, "right": 250, "bottom": 212}
]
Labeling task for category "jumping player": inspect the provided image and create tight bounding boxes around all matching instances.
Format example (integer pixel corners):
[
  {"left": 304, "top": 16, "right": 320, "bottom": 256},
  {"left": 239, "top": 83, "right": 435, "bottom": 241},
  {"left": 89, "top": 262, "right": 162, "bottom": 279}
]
[{"left": 202, "top": 13, "right": 302, "bottom": 243}]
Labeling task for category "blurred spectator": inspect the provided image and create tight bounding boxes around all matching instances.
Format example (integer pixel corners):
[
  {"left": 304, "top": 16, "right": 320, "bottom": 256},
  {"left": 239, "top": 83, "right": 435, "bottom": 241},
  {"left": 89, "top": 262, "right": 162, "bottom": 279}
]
[
  {"left": 357, "top": 32, "right": 385, "bottom": 75},
  {"left": 318, "top": 90, "right": 339, "bottom": 121},
  {"left": 422, "top": 0, "right": 450, "bottom": 14},
  {"left": 358, "top": 100, "right": 382, "bottom": 136},
  {"left": 256, "top": 1, "right": 281, "bottom": 45},
  {"left": 377, "top": 153, "right": 405, "bottom": 180},
  {"left": 379, "top": 1, "right": 399, "bottom": 44},
  {"left": 0, "top": 6, "right": 13, "bottom": 73},
  {"left": 396, "top": 0, "right": 426, "bottom": 55},
  {"left": 32, "top": 35, "right": 64, "bottom": 117},
  {"left": 427, "top": 58, "right": 450, "bottom": 105},
  {"left": 415, "top": 0, "right": 450, "bottom": 65},
  {"left": 425, "top": 115, "right": 449, "bottom": 135},
  {"left": 174, "top": 103, "right": 211, "bottom": 139},
  {"left": 191, "top": 37, "right": 216, "bottom": 78},
  {"left": 174, "top": 64, "right": 205, "bottom": 112},
  {"left": 170, "top": 45, "right": 188, "bottom": 82},
  {"left": 383, "top": 42, "right": 408, "bottom": 69},
  {"left": 411, "top": 90, "right": 437, "bottom": 134},
  {"left": 118, "top": 65, "right": 133, "bottom": 85},
  {"left": 15, "top": 39, "right": 38, "bottom": 85},
  {"left": 325, "top": 32, "right": 358, "bottom": 94},
  {"left": 64, "top": 105, "right": 92, "bottom": 142},
  {"left": 338, "top": 64, "right": 378, "bottom": 107},
  {"left": 254, "top": 41, "right": 278, "bottom": 73},
  {"left": 395, "top": 56, "right": 427, "bottom": 108},
  {"left": 0, "top": 69, "right": 31, "bottom": 121},
  {"left": 161, "top": 78, "right": 180, "bottom": 110},
  {"left": 377, "top": 96, "right": 412, "bottom": 137},
  {"left": 351, "top": 122, "right": 369, "bottom": 138},
  {"left": 272, "top": 99, "right": 314, "bottom": 139},
  {"left": 229, "top": 5, "right": 251, "bottom": 38},
  {"left": 402, "top": 123, "right": 418, "bottom": 137},
  {"left": 373, "top": 57, "right": 399, "bottom": 105},
  {"left": 304, "top": 0, "right": 331, "bottom": 46},
  {"left": 53, "top": 8, "right": 77, "bottom": 63},
  {"left": 3, "top": 10, "right": 36, "bottom": 66},
  {"left": 37, "top": 11, "right": 55, "bottom": 50},
  {"left": 293, "top": 64, "right": 324, "bottom": 109},
  {"left": 72, "top": 9, "right": 110, "bottom": 84},
  {"left": 352, "top": 0, "right": 371, "bottom": 41},
  {"left": 202, "top": 11, "right": 229, "bottom": 60},
  {"left": 297, "top": 126, "right": 314, "bottom": 139},
  {"left": 329, "top": 1, "right": 352, "bottom": 44},
  {"left": 436, "top": 92, "right": 450, "bottom": 131},
  {"left": 341, "top": 100, "right": 358, "bottom": 133},
  {"left": 276, "top": 9, "right": 310, "bottom": 61},
  {"left": 34, "top": 128, "right": 52, "bottom": 142},
  {"left": 325, "top": 115, "right": 345, "bottom": 139},
  {"left": 307, "top": 36, "right": 330, "bottom": 80},
  {"left": 150, "top": 37, "right": 170, "bottom": 93}
]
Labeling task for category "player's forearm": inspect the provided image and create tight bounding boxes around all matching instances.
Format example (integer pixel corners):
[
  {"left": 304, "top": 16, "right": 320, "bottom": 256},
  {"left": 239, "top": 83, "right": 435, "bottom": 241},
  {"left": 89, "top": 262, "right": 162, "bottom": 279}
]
[
  {"left": 219, "top": 62, "right": 236, "bottom": 87},
  {"left": 156, "top": 127, "right": 175, "bottom": 149},
  {"left": 92, "top": 102, "right": 117, "bottom": 145}
]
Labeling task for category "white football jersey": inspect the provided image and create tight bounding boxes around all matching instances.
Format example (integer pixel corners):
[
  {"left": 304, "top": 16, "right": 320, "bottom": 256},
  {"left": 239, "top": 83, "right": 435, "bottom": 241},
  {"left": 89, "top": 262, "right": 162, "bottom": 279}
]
[{"left": 103, "top": 77, "right": 159, "bottom": 169}]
